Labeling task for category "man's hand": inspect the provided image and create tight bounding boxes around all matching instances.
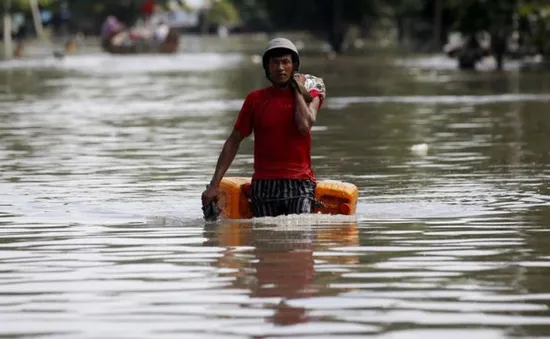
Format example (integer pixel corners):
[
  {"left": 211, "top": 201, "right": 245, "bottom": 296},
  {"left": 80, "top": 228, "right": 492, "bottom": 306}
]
[
  {"left": 294, "top": 73, "right": 306, "bottom": 87},
  {"left": 292, "top": 73, "right": 313, "bottom": 103},
  {"left": 201, "top": 185, "right": 219, "bottom": 207}
]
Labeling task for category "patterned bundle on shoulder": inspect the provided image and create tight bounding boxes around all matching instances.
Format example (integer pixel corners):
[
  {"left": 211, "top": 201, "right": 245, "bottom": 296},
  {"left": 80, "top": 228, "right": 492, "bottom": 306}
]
[{"left": 303, "top": 74, "right": 327, "bottom": 99}]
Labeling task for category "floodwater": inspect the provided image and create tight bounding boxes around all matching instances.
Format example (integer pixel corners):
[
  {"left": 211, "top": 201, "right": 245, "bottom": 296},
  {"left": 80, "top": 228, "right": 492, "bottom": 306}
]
[{"left": 1, "top": 36, "right": 550, "bottom": 338}]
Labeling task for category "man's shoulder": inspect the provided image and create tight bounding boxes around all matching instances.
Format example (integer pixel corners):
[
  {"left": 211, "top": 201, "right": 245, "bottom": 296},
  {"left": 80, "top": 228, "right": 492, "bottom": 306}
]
[{"left": 242, "top": 87, "right": 271, "bottom": 106}]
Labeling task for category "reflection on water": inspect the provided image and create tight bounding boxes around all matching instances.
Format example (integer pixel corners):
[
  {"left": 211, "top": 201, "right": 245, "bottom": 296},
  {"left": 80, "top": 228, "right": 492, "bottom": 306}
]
[
  {"left": 203, "top": 218, "right": 361, "bottom": 330},
  {"left": 1, "top": 44, "right": 550, "bottom": 338}
]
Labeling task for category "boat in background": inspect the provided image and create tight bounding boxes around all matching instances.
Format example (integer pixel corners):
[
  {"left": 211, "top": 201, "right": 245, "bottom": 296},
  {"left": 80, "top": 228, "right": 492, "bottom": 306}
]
[
  {"left": 100, "top": 16, "right": 180, "bottom": 55},
  {"left": 101, "top": 27, "right": 180, "bottom": 55}
]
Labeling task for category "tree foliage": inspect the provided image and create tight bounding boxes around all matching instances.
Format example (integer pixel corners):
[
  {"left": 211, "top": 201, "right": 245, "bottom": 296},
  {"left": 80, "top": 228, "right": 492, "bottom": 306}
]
[
  {"left": 2, "top": 0, "right": 55, "bottom": 13},
  {"left": 5, "top": 0, "right": 550, "bottom": 56},
  {"left": 205, "top": 0, "right": 240, "bottom": 27},
  {"left": 517, "top": 0, "right": 550, "bottom": 54}
]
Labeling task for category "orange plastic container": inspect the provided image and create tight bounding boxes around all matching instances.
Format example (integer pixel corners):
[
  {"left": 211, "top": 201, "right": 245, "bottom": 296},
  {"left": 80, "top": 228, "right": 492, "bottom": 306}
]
[
  {"left": 218, "top": 177, "right": 254, "bottom": 219},
  {"left": 217, "top": 177, "right": 358, "bottom": 219}
]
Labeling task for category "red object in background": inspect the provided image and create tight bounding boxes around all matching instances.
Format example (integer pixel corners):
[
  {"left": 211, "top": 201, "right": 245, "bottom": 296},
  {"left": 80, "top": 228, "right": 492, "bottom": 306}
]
[{"left": 140, "top": 0, "right": 155, "bottom": 15}]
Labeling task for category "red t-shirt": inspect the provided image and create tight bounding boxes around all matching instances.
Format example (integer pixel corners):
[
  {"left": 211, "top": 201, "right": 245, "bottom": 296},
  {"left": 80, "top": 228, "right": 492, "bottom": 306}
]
[{"left": 234, "top": 86, "right": 323, "bottom": 181}]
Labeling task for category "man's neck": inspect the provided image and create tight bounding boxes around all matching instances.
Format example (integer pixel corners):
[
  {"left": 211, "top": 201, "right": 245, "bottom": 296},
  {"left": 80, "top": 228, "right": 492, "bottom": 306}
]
[{"left": 272, "top": 82, "right": 290, "bottom": 89}]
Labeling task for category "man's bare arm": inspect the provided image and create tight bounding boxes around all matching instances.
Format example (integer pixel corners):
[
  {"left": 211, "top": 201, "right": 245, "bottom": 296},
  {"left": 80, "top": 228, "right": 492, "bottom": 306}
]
[
  {"left": 209, "top": 129, "right": 245, "bottom": 187},
  {"left": 294, "top": 92, "right": 321, "bottom": 134}
]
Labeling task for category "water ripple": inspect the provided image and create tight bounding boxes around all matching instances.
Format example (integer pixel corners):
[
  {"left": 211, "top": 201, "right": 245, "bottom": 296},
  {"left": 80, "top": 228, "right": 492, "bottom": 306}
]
[{"left": 2, "top": 51, "right": 550, "bottom": 338}]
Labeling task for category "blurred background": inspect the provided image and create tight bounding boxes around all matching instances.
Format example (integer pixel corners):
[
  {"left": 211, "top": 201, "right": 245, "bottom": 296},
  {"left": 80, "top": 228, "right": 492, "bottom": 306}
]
[
  {"left": 1, "top": 0, "right": 549, "bottom": 70},
  {"left": 2, "top": 1, "right": 550, "bottom": 339}
]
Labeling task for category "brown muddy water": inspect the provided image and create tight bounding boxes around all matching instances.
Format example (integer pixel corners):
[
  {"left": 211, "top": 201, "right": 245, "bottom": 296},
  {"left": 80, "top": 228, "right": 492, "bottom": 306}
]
[{"left": 1, "top": 36, "right": 550, "bottom": 338}]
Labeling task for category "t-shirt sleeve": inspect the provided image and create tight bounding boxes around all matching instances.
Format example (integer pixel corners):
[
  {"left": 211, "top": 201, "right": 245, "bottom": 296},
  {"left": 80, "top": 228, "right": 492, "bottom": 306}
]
[
  {"left": 234, "top": 91, "right": 256, "bottom": 138},
  {"left": 308, "top": 89, "right": 324, "bottom": 110}
]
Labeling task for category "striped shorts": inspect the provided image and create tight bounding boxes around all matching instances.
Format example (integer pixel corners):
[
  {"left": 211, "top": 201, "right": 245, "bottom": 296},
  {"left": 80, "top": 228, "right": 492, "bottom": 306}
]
[{"left": 250, "top": 179, "right": 316, "bottom": 218}]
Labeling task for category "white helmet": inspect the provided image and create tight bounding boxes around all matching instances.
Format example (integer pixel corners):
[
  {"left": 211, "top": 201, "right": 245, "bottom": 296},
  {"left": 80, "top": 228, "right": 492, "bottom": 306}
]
[{"left": 262, "top": 37, "right": 300, "bottom": 72}]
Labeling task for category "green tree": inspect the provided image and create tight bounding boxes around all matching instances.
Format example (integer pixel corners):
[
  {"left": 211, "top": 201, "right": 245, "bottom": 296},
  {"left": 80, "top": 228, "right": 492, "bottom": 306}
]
[
  {"left": 233, "top": 0, "right": 441, "bottom": 53},
  {"left": 2, "top": 0, "right": 55, "bottom": 13},
  {"left": 254, "top": 0, "right": 384, "bottom": 53},
  {"left": 205, "top": 0, "right": 240, "bottom": 28},
  {"left": 517, "top": 0, "right": 550, "bottom": 55},
  {"left": 227, "top": 0, "right": 271, "bottom": 31}
]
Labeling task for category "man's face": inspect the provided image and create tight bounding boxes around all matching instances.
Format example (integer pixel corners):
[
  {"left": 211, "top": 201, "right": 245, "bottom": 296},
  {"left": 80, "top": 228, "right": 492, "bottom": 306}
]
[{"left": 268, "top": 54, "right": 294, "bottom": 85}]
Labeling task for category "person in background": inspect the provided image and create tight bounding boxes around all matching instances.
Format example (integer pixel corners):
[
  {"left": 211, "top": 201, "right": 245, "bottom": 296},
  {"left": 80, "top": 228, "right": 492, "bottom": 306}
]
[
  {"left": 140, "top": 0, "right": 156, "bottom": 24},
  {"left": 101, "top": 16, "right": 125, "bottom": 40},
  {"left": 12, "top": 12, "right": 27, "bottom": 58}
]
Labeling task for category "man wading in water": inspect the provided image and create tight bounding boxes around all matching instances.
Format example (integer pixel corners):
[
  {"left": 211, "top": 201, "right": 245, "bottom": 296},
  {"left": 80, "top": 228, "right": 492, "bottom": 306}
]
[{"left": 201, "top": 38, "right": 325, "bottom": 218}]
